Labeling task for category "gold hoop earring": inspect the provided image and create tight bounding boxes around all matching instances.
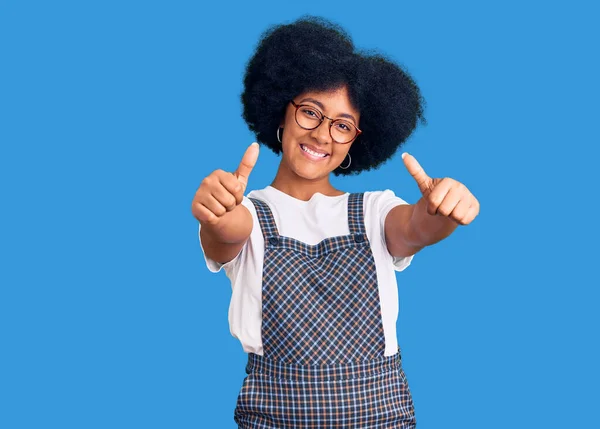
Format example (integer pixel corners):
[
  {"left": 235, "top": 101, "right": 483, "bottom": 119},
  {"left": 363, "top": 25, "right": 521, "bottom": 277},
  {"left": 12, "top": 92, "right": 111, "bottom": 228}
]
[
  {"left": 340, "top": 152, "right": 351, "bottom": 169},
  {"left": 277, "top": 127, "right": 283, "bottom": 143}
]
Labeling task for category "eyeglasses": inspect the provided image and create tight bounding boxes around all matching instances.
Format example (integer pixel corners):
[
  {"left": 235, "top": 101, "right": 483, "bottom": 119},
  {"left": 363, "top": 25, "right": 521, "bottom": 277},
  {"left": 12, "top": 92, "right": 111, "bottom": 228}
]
[{"left": 290, "top": 100, "right": 361, "bottom": 144}]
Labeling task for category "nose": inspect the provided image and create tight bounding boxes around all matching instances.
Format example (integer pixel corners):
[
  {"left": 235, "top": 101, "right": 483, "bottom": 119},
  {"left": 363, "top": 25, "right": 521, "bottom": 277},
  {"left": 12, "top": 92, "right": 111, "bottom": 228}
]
[{"left": 309, "top": 118, "right": 333, "bottom": 145}]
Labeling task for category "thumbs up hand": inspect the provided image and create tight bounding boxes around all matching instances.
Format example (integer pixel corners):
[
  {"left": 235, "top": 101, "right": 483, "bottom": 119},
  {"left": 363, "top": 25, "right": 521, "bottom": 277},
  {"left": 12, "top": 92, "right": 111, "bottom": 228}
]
[
  {"left": 192, "top": 142, "right": 259, "bottom": 226},
  {"left": 402, "top": 152, "right": 479, "bottom": 225}
]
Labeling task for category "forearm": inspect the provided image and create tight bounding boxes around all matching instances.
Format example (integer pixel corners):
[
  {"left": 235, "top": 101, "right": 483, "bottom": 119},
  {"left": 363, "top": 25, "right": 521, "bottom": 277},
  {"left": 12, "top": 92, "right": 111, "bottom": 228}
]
[
  {"left": 200, "top": 204, "right": 253, "bottom": 265},
  {"left": 200, "top": 204, "right": 253, "bottom": 245}
]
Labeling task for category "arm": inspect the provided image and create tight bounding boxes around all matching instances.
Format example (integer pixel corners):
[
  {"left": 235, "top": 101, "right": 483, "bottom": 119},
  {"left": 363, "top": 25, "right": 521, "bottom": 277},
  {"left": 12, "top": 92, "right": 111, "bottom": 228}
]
[
  {"left": 192, "top": 143, "right": 259, "bottom": 266},
  {"left": 384, "top": 153, "right": 480, "bottom": 258},
  {"left": 199, "top": 203, "right": 253, "bottom": 264},
  {"left": 384, "top": 199, "right": 459, "bottom": 258}
]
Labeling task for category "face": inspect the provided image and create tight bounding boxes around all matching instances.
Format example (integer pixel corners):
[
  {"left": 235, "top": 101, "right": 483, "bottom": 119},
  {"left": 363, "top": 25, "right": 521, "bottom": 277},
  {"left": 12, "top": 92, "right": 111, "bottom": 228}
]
[{"left": 279, "top": 86, "right": 360, "bottom": 181}]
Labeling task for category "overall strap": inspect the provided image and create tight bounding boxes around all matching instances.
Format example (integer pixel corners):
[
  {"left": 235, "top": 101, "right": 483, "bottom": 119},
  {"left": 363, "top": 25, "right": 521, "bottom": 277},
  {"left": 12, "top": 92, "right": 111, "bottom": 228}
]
[
  {"left": 248, "top": 198, "right": 280, "bottom": 242},
  {"left": 347, "top": 193, "right": 367, "bottom": 236}
]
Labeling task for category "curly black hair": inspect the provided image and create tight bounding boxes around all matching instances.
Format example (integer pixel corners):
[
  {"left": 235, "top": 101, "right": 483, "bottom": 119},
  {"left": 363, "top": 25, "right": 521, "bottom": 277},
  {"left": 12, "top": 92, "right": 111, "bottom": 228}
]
[{"left": 241, "top": 16, "right": 426, "bottom": 176}]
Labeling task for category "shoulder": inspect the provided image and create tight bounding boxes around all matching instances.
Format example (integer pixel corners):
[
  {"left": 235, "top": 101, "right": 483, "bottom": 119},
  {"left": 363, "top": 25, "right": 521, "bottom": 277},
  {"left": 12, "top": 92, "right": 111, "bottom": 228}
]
[
  {"left": 246, "top": 187, "right": 267, "bottom": 202},
  {"left": 360, "top": 190, "right": 412, "bottom": 232},
  {"left": 246, "top": 187, "right": 279, "bottom": 206},
  {"left": 361, "top": 190, "right": 416, "bottom": 271},
  {"left": 363, "top": 189, "right": 410, "bottom": 210}
]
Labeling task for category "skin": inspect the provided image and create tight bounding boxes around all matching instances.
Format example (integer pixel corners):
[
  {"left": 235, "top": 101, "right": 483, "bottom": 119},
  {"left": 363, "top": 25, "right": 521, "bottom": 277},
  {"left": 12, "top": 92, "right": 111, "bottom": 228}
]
[
  {"left": 385, "top": 153, "right": 480, "bottom": 257},
  {"left": 270, "top": 86, "right": 358, "bottom": 200},
  {"left": 191, "top": 85, "right": 480, "bottom": 263}
]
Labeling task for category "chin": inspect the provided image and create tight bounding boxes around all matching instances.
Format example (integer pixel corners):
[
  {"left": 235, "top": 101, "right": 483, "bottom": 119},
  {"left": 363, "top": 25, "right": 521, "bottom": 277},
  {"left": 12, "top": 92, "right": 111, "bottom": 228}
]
[{"left": 293, "top": 164, "right": 331, "bottom": 181}]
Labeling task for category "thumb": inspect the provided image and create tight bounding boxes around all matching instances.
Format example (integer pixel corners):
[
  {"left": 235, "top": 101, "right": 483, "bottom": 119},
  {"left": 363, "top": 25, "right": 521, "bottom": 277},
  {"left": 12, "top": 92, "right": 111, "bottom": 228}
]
[
  {"left": 234, "top": 142, "right": 260, "bottom": 192},
  {"left": 402, "top": 152, "right": 433, "bottom": 195}
]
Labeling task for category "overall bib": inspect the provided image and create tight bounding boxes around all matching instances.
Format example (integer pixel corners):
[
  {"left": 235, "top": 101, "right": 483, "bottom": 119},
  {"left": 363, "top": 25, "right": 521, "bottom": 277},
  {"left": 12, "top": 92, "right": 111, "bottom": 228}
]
[{"left": 234, "top": 193, "right": 416, "bottom": 428}]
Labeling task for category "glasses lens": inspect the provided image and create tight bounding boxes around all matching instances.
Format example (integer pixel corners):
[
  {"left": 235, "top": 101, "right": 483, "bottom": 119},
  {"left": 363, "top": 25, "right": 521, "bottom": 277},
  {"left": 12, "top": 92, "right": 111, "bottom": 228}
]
[
  {"left": 295, "top": 105, "right": 322, "bottom": 129},
  {"left": 330, "top": 120, "right": 357, "bottom": 144}
]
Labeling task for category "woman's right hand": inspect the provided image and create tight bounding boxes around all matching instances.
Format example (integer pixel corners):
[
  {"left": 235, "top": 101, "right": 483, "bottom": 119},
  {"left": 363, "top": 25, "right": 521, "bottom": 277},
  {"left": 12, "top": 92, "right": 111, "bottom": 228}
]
[{"left": 191, "top": 142, "right": 259, "bottom": 227}]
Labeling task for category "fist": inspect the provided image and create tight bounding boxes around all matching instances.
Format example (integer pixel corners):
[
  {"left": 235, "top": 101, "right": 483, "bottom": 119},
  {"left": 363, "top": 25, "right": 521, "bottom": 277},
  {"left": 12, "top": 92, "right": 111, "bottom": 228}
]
[
  {"left": 402, "top": 152, "right": 479, "bottom": 225},
  {"left": 191, "top": 143, "right": 259, "bottom": 226}
]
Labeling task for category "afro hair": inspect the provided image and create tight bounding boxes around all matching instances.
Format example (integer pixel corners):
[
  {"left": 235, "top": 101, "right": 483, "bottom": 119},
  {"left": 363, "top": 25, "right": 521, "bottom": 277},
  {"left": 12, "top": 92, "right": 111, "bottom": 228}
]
[{"left": 241, "top": 16, "right": 426, "bottom": 176}]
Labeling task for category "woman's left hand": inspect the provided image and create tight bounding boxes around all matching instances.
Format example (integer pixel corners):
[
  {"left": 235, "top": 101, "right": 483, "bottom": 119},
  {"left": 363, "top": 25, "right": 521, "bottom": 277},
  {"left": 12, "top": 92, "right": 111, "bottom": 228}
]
[{"left": 402, "top": 153, "right": 479, "bottom": 226}]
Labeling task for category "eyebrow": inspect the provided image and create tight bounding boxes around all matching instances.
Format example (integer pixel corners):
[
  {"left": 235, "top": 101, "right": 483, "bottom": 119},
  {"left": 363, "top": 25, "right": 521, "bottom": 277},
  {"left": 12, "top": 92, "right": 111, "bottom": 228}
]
[{"left": 298, "top": 97, "right": 358, "bottom": 124}]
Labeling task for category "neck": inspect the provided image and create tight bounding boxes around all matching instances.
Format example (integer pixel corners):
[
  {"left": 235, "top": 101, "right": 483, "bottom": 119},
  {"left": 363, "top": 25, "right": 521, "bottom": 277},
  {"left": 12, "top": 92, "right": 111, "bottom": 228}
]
[{"left": 270, "top": 162, "right": 343, "bottom": 201}]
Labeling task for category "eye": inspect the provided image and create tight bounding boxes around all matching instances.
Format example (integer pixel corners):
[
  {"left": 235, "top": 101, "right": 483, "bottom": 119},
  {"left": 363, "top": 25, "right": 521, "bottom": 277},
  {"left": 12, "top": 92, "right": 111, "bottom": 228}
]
[
  {"left": 301, "top": 107, "right": 320, "bottom": 118},
  {"left": 334, "top": 121, "right": 353, "bottom": 132}
]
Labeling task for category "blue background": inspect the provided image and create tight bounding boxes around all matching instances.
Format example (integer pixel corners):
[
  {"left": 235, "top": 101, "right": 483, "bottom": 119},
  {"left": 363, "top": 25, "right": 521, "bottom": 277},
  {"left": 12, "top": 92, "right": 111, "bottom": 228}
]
[{"left": 1, "top": 0, "right": 598, "bottom": 427}]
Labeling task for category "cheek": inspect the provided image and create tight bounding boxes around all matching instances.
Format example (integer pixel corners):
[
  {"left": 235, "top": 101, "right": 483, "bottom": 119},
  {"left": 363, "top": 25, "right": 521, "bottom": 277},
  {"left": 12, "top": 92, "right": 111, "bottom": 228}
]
[
  {"left": 333, "top": 147, "right": 350, "bottom": 160},
  {"left": 282, "top": 117, "right": 297, "bottom": 138},
  {"left": 283, "top": 124, "right": 311, "bottom": 146},
  {"left": 283, "top": 110, "right": 297, "bottom": 130}
]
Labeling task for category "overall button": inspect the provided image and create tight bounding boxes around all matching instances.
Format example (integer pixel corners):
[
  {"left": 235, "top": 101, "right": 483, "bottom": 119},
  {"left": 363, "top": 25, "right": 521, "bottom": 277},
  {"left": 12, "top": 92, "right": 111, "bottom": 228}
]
[
  {"left": 354, "top": 234, "right": 364, "bottom": 243},
  {"left": 268, "top": 237, "right": 279, "bottom": 246}
]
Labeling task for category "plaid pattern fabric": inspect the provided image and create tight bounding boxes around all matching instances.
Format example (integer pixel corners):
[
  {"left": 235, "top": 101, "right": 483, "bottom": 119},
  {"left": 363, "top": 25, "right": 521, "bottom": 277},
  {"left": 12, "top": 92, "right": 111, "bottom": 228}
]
[
  {"left": 234, "top": 193, "right": 416, "bottom": 427},
  {"left": 249, "top": 193, "right": 386, "bottom": 366},
  {"left": 234, "top": 349, "right": 416, "bottom": 428}
]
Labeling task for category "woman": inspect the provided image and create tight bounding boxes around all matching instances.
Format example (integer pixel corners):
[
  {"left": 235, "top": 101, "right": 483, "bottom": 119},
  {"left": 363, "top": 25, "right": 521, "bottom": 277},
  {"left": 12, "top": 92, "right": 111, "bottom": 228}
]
[{"left": 192, "top": 16, "right": 479, "bottom": 428}]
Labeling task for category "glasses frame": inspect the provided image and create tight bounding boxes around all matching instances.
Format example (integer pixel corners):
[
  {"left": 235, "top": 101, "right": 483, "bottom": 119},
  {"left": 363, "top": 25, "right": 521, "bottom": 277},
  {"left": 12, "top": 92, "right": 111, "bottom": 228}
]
[{"left": 290, "top": 100, "right": 362, "bottom": 144}]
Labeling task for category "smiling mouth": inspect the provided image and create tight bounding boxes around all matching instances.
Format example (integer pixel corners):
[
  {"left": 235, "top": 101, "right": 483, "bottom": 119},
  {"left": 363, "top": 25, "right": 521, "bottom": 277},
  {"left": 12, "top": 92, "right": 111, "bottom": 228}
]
[{"left": 300, "top": 144, "right": 329, "bottom": 159}]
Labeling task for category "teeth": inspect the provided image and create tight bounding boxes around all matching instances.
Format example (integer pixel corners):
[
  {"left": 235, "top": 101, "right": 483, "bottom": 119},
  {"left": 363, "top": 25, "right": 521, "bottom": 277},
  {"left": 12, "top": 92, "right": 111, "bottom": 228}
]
[{"left": 301, "top": 145, "right": 327, "bottom": 158}]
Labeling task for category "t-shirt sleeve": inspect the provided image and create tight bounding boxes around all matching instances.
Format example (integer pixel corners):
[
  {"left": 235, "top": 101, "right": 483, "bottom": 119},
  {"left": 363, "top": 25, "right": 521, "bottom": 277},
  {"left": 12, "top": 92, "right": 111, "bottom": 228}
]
[
  {"left": 197, "top": 196, "right": 254, "bottom": 274},
  {"left": 377, "top": 190, "right": 414, "bottom": 272}
]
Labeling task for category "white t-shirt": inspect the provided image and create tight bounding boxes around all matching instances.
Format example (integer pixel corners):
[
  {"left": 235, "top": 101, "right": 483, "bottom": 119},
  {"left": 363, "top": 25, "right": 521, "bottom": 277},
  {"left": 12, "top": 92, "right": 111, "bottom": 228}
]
[{"left": 198, "top": 186, "right": 414, "bottom": 357}]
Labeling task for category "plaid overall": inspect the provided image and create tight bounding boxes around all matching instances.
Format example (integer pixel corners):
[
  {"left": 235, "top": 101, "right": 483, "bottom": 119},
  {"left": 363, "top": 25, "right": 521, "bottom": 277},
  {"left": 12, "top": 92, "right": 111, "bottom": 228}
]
[{"left": 234, "top": 193, "right": 416, "bottom": 428}]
